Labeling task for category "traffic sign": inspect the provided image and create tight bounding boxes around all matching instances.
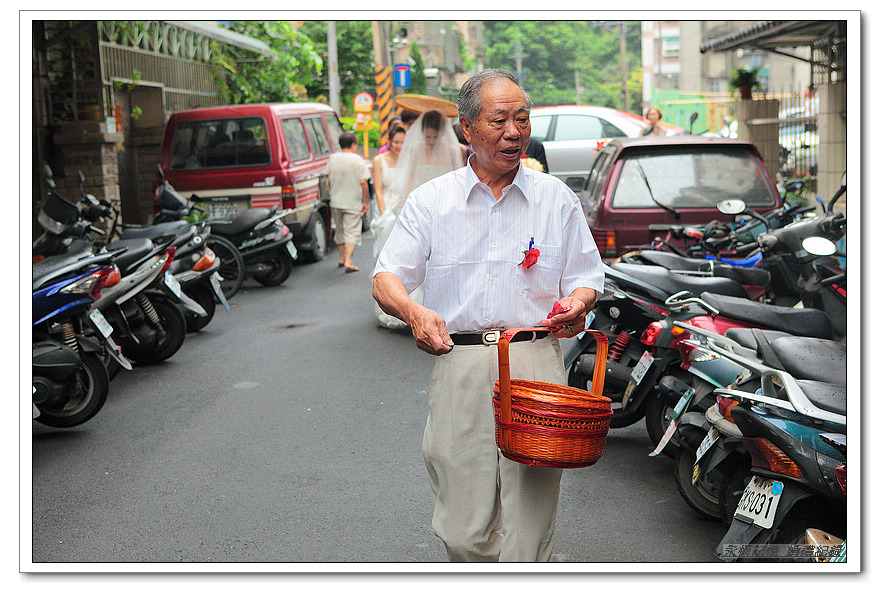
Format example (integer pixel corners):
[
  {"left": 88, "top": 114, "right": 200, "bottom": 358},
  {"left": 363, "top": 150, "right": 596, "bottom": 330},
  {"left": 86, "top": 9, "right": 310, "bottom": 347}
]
[
  {"left": 353, "top": 91, "right": 374, "bottom": 112},
  {"left": 394, "top": 64, "right": 411, "bottom": 88}
]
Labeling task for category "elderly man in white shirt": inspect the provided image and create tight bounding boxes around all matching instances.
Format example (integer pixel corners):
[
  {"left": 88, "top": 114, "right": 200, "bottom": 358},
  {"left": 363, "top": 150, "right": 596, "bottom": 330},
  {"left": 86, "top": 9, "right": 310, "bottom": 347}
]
[{"left": 372, "top": 69, "right": 604, "bottom": 562}]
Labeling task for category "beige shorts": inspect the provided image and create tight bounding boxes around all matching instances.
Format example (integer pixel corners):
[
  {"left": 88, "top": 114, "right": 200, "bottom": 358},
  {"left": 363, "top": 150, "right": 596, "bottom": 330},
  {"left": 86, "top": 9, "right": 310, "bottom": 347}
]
[{"left": 331, "top": 208, "right": 363, "bottom": 246}]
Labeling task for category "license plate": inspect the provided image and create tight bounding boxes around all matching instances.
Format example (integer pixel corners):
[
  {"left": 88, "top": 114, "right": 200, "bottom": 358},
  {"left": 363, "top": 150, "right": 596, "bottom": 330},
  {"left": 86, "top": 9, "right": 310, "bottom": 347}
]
[
  {"left": 630, "top": 350, "right": 654, "bottom": 385},
  {"left": 694, "top": 426, "right": 720, "bottom": 464},
  {"left": 286, "top": 241, "right": 298, "bottom": 260},
  {"left": 584, "top": 310, "right": 596, "bottom": 329},
  {"left": 734, "top": 476, "right": 784, "bottom": 529},
  {"left": 164, "top": 271, "right": 182, "bottom": 298},
  {"left": 207, "top": 202, "right": 240, "bottom": 220},
  {"left": 88, "top": 308, "right": 113, "bottom": 337},
  {"left": 210, "top": 272, "right": 230, "bottom": 310}
]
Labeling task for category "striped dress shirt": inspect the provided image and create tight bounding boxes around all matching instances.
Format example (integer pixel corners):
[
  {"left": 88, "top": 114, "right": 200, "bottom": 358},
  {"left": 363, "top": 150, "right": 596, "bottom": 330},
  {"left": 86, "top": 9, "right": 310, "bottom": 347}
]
[{"left": 373, "top": 158, "right": 604, "bottom": 334}]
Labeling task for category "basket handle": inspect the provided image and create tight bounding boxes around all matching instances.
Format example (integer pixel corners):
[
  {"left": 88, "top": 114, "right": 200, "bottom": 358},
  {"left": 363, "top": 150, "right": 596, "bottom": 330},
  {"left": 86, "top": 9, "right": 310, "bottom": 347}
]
[{"left": 497, "top": 327, "right": 610, "bottom": 433}]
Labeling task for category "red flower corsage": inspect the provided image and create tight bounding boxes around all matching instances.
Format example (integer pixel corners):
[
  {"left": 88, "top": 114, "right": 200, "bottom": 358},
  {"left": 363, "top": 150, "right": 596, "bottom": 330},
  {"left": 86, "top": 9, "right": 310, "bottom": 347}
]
[{"left": 519, "top": 238, "right": 540, "bottom": 269}]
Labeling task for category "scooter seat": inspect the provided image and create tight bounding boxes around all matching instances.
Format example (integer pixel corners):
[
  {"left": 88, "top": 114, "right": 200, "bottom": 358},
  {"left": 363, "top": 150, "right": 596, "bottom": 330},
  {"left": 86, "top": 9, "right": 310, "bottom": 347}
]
[
  {"left": 105, "top": 238, "right": 155, "bottom": 273},
  {"left": 634, "top": 251, "right": 771, "bottom": 287},
  {"left": 700, "top": 292, "right": 834, "bottom": 340},
  {"left": 771, "top": 336, "right": 847, "bottom": 386},
  {"left": 118, "top": 221, "right": 190, "bottom": 240},
  {"left": 209, "top": 208, "right": 272, "bottom": 236},
  {"left": 610, "top": 262, "right": 750, "bottom": 300},
  {"left": 797, "top": 380, "right": 846, "bottom": 416},
  {"left": 32, "top": 250, "right": 97, "bottom": 283}
]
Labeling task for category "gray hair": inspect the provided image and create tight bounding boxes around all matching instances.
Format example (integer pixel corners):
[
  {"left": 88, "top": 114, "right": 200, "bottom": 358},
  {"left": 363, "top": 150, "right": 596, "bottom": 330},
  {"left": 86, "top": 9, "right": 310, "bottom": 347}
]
[{"left": 458, "top": 68, "right": 533, "bottom": 122}]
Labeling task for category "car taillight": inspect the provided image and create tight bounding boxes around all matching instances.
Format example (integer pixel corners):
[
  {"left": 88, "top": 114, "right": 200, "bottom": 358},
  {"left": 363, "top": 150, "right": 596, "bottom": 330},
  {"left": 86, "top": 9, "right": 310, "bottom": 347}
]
[
  {"left": 592, "top": 229, "right": 617, "bottom": 258},
  {"left": 742, "top": 437, "right": 803, "bottom": 479},
  {"left": 641, "top": 321, "right": 663, "bottom": 346},
  {"left": 282, "top": 185, "right": 296, "bottom": 210},
  {"left": 835, "top": 464, "right": 846, "bottom": 496},
  {"left": 192, "top": 248, "right": 216, "bottom": 271}
]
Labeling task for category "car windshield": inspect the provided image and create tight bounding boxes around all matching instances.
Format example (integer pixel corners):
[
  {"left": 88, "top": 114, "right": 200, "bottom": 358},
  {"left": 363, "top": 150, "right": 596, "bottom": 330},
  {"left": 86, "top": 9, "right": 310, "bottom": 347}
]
[
  {"left": 170, "top": 117, "right": 271, "bottom": 170},
  {"left": 611, "top": 147, "right": 776, "bottom": 209}
]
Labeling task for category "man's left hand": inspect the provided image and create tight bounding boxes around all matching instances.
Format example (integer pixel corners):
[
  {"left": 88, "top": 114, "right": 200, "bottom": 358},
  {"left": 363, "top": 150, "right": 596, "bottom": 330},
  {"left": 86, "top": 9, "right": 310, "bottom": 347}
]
[{"left": 540, "top": 288, "right": 598, "bottom": 338}]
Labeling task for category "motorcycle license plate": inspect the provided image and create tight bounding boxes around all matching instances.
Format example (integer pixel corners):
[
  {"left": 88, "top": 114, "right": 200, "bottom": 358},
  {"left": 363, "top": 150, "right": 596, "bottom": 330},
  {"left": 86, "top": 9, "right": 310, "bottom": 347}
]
[
  {"left": 211, "top": 272, "right": 229, "bottom": 311},
  {"left": 88, "top": 308, "right": 113, "bottom": 338},
  {"left": 286, "top": 241, "right": 298, "bottom": 260},
  {"left": 630, "top": 350, "right": 654, "bottom": 385},
  {"left": 622, "top": 350, "right": 654, "bottom": 409},
  {"left": 694, "top": 426, "right": 720, "bottom": 465},
  {"left": 584, "top": 310, "right": 596, "bottom": 329},
  {"left": 733, "top": 476, "right": 784, "bottom": 529},
  {"left": 164, "top": 271, "right": 182, "bottom": 298}
]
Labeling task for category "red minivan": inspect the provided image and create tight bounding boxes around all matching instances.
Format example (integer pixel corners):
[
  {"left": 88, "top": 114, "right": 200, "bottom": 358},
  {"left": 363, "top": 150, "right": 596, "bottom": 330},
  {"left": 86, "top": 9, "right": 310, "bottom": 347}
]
[
  {"left": 581, "top": 136, "right": 783, "bottom": 260},
  {"left": 157, "top": 103, "right": 344, "bottom": 262}
]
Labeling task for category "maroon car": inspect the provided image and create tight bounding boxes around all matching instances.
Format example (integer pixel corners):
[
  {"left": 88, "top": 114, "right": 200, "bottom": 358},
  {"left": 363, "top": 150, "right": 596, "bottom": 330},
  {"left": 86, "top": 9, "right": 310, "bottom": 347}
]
[{"left": 581, "top": 136, "right": 782, "bottom": 260}]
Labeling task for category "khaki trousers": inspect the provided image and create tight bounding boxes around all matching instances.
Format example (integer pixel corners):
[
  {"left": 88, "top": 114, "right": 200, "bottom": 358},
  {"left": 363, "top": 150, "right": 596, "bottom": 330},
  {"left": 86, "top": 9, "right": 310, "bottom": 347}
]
[{"left": 422, "top": 336, "right": 565, "bottom": 562}]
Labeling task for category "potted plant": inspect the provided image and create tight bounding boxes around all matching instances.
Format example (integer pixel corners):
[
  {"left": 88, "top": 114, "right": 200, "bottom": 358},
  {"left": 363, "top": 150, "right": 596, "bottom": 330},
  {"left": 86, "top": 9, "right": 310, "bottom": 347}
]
[{"left": 729, "top": 68, "right": 761, "bottom": 99}]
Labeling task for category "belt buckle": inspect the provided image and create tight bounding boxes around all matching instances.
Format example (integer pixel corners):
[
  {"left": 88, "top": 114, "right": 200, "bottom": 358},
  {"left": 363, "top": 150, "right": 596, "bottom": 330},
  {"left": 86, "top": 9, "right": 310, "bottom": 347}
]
[{"left": 481, "top": 330, "right": 501, "bottom": 345}]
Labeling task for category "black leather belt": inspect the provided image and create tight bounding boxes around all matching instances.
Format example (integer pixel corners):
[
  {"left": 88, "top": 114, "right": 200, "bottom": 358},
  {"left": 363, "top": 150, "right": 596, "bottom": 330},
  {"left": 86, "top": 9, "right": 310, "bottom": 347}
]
[{"left": 449, "top": 330, "right": 549, "bottom": 346}]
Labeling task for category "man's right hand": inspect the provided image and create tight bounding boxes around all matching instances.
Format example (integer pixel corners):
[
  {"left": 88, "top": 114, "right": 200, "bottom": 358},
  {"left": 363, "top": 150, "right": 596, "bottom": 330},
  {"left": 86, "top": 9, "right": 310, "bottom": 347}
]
[
  {"left": 373, "top": 271, "right": 453, "bottom": 356},
  {"left": 406, "top": 305, "right": 454, "bottom": 356}
]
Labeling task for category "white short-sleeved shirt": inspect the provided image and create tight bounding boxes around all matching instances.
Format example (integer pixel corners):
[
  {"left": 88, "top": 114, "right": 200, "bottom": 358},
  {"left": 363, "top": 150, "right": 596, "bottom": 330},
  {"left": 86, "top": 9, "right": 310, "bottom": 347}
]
[
  {"left": 327, "top": 151, "right": 370, "bottom": 211},
  {"left": 373, "top": 158, "right": 604, "bottom": 333}
]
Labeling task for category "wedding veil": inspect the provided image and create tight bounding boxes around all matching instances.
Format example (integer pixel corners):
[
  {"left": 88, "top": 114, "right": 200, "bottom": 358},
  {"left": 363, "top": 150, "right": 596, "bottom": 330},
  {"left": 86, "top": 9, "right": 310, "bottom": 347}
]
[{"left": 391, "top": 110, "right": 464, "bottom": 201}]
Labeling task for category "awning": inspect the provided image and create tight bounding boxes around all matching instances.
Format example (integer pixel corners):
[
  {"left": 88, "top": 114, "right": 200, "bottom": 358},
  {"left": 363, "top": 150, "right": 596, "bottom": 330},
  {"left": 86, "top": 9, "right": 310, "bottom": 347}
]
[
  {"left": 165, "top": 21, "right": 274, "bottom": 58},
  {"left": 700, "top": 20, "right": 844, "bottom": 54}
]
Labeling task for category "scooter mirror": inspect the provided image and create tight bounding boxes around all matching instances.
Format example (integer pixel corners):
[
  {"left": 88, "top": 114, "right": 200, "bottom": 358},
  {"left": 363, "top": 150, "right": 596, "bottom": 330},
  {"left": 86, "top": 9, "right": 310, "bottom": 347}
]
[
  {"left": 802, "top": 236, "right": 837, "bottom": 256},
  {"left": 840, "top": 171, "right": 846, "bottom": 188},
  {"left": 717, "top": 199, "right": 746, "bottom": 215}
]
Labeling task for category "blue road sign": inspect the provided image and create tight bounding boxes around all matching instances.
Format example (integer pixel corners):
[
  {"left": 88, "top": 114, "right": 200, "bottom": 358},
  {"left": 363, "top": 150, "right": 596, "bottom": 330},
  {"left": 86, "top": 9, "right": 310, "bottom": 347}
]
[{"left": 395, "top": 64, "right": 411, "bottom": 88}]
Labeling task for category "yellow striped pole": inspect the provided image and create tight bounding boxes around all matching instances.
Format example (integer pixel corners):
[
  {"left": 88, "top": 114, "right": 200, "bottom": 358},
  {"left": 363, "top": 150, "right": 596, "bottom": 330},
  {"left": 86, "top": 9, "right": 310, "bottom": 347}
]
[{"left": 375, "top": 65, "right": 393, "bottom": 145}]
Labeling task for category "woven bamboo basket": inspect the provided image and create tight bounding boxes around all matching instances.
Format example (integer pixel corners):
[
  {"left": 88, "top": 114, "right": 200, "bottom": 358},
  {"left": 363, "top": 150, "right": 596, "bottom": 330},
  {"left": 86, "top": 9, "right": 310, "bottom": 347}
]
[{"left": 493, "top": 327, "right": 611, "bottom": 468}]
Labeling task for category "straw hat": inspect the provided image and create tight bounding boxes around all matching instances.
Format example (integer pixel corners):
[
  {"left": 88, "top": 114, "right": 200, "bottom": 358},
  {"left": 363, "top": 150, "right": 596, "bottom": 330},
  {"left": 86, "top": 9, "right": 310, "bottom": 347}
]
[{"left": 394, "top": 94, "right": 458, "bottom": 117}]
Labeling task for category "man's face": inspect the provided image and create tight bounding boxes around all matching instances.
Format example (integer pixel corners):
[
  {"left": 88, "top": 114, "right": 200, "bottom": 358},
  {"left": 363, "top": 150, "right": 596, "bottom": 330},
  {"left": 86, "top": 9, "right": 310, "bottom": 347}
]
[{"left": 460, "top": 78, "right": 531, "bottom": 177}]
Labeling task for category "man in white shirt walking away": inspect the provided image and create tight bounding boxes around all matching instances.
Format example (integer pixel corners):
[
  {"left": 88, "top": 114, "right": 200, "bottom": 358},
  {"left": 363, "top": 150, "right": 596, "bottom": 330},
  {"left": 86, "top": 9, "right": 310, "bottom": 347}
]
[
  {"left": 372, "top": 69, "right": 604, "bottom": 562},
  {"left": 328, "top": 131, "right": 370, "bottom": 272}
]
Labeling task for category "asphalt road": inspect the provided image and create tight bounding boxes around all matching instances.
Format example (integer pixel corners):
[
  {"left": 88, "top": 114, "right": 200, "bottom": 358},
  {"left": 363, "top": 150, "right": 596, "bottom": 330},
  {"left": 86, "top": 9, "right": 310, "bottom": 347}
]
[{"left": 30, "top": 235, "right": 728, "bottom": 567}]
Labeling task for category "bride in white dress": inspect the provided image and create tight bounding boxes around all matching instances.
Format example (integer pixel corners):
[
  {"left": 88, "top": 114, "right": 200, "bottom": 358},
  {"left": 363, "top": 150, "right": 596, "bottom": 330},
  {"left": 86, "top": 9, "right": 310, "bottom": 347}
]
[{"left": 371, "top": 110, "right": 464, "bottom": 329}]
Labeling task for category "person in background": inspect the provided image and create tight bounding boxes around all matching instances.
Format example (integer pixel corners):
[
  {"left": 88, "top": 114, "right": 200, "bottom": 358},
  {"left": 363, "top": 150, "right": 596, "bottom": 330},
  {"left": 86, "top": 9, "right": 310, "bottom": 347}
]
[
  {"left": 372, "top": 124, "right": 406, "bottom": 216},
  {"left": 372, "top": 68, "right": 603, "bottom": 562},
  {"left": 400, "top": 109, "right": 419, "bottom": 130},
  {"left": 640, "top": 106, "right": 667, "bottom": 136},
  {"left": 378, "top": 116, "right": 403, "bottom": 155},
  {"left": 524, "top": 137, "right": 549, "bottom": 172},
  {"left": 327, "top": 131, "right": 370, "bottom": 273}
]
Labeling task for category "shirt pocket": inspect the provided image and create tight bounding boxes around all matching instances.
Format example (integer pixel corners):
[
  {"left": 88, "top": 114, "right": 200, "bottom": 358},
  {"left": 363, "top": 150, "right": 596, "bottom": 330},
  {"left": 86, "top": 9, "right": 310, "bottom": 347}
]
[{"left": 515, "top": 242, "right": 563, "bottom": 302}]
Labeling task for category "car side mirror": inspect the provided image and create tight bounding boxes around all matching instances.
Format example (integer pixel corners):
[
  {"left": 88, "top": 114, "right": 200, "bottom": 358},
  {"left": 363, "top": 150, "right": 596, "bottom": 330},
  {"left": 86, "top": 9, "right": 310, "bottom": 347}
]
[{"left": 717, "top": 199, "right": 746, "bottom": 215}]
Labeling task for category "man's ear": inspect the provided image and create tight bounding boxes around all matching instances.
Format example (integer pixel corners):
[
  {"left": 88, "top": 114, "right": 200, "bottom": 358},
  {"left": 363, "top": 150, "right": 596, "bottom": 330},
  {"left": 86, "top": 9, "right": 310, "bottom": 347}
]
[{"left": 459, "top": 116, "right": 472, "bottom": 143}]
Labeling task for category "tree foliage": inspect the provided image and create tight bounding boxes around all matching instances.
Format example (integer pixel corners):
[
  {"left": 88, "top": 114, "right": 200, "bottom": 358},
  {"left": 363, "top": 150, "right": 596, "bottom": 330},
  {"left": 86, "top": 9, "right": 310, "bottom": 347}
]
[
  {"left": 298, "top": 21, "right": 375, "bottom": 113},
  {"left": 216, "top": 21, "right": 323, "bottom": 104},
  {"left": 482, "top": 21, "right": 642, "bottom": 112},
  {"left": 409, "top": 42, "right": 428, "bottom": 95}
]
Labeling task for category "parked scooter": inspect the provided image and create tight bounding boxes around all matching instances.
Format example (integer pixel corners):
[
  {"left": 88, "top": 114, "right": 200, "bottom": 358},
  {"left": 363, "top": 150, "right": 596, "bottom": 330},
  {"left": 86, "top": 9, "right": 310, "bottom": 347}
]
[
  {"left": 152, "top": 165, "right": 245, "bottom": 300},
  {"left": 32, "top": 250, "right": 130, "bottom": 427},
  {"left": 87, "top": 177, "right": 229, "bottom": 332},
  {"left": 33, "top": 168, "right": 204, "bottom": 367},
  {"left": 207, "top": 206, "right": 298, "bottom": 288},
  {"left": 667, "top": 321, "right": 845, "bottom": 536}
]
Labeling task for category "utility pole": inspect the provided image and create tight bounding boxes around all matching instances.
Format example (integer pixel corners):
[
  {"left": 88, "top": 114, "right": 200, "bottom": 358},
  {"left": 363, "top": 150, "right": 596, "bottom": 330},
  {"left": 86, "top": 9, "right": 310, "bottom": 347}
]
[
  {"left": 619, "top": 22, "right": 628, "bottom": 112},
  {"left": 510, "top": 39, "right": 529, "bottom": 83},
  {"left": 327, "top": 21, "right": 340, "bottom": 114}
]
